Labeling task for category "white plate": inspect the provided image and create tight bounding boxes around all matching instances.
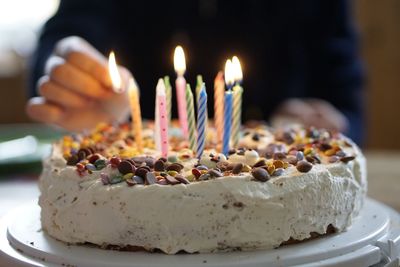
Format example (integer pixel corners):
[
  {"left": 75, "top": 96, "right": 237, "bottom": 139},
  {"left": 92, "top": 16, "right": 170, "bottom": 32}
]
[{"left": 1, "top": 198, "right": 400, "bottom": 267}]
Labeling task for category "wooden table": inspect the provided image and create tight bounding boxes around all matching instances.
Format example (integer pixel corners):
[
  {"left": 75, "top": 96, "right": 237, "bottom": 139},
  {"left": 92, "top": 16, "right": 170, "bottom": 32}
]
[{"left": 365, "top": 150, "right": 400, "bottom": 212}]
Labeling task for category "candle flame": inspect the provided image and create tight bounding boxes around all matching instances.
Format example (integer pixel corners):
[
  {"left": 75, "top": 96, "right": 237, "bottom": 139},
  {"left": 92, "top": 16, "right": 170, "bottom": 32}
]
[
  {"left": 224, "top": 59, "right": 234, "bottom": 87},
  {"left": 108, "top": 51, "right": 122, "bottom": 93},
  {"left": 174, "top": 46, "right": 186, "bottom": 76},
  {"left": 232, "top": 56, "right": 243, "bottom": 83}
]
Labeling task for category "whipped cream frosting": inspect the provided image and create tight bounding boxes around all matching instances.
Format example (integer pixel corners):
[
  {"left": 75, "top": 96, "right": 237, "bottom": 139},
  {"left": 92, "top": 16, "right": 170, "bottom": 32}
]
[{"left": 39, "top": 127, "right": 366, "bottom": 254}]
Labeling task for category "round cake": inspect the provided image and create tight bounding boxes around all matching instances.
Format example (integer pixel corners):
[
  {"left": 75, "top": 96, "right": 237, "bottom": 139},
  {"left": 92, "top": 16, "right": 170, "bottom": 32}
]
[{"left": 39, "top": 123, "right": 366, "bottom": 254}]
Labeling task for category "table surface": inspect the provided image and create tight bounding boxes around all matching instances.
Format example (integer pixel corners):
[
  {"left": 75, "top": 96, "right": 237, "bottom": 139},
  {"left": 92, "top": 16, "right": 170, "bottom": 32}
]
[{"left": 0, "top": 150, "right": 399, "bottom": 267}]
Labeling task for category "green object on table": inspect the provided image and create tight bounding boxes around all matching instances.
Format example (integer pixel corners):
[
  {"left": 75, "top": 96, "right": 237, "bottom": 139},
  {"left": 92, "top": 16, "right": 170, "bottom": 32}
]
[{"left": 0, "top": 124, "right": 67, "bottom": 177}]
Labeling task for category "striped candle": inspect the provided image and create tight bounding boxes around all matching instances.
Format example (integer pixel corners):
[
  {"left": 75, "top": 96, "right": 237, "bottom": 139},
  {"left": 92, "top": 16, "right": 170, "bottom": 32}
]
[
  {"left": 195, "top": 75, "right": 203, "bottom": 105},
  {"left": 231, "top": 85, "right": 243, "bottom": 148},
  {"left": 231, "top": 56, "right": 243, "bottom": 148},
  {"left": 222, "top": 90, "right": 233, "bottom": 156},
  {"left": 196, "top": 75, "right": 208, "bottom": 136},
  {"left": 164, "top": 76, "right": 172, "bottom": 124},
  {"left": 196, "top": 86, "right": 207, "bottom": 158},
  {"left": 156, "top": 79, "right": 169, "bottom": 158},
  {"left": 214, "top": 71, "right": 225, "bottom": 144},
  {"left": 186, "top": 84, "right": 197, "bottom": 152}
]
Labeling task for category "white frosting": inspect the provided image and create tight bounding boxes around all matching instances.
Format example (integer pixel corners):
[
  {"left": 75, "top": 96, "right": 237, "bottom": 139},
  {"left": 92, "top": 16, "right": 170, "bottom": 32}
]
[
  {"left": 238, "top": 128, "right": 274, "bottom": 150},
  {"left": 199, "top": 152, "right": 227, "bottom": 169},
  {"left": 228, "top": 150, "right": 260, "bottom": 166},
  {"left": 39, "top": 140, "right": 366, "bottom": 254}
]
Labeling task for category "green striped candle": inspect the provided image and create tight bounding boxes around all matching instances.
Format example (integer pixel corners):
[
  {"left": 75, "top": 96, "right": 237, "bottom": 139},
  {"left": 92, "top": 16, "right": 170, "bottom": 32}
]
[
  {"left": 185, "top": 84, "right": 197, "bottom": 152},
  {"left": 196, "top": 75, "right": 208, "bottom": 136},
  {"left": 231, "top": 85, "right": 243, "bottom": 147}
]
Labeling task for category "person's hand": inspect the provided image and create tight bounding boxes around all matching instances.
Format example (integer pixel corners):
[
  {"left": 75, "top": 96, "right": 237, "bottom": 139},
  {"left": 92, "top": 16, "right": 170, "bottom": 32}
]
[
  {"left": 271, "top": 98, "right": 349, "bottom": 132},
  {"left": 26, "top": 36, "right": 131, "bottom": 132}
]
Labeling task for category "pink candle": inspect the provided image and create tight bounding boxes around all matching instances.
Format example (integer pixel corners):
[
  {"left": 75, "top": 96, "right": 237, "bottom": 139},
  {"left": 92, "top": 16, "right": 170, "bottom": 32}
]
[
  {"left": 176, "top": 76, "right": 189, "bottom": 138},
  {"left": 174, "top": 46, "right": 189, "bottom": 138},
  {"left": 156, "top": 79, "right": 169, "bottom": 158}
]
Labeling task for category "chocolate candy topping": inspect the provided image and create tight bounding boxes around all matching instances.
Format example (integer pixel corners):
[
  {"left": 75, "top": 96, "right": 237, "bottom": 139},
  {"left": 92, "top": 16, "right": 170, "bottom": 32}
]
[
  {"left": 296, "top": 160, "right": 313, "bottom": 173},
  {"left": 208, "top": 169, "right": 223, "bottom": 178},
  {"left": 154, "top": 160, "right": 165, "bottom": 171},
  {"left": 175, "top": 175, "right": 190, "bottom": 184},
  {"left": 253, "top": 159, "right": 267, "bottom": 168},
  {"left": 340, "top": 156, "right": 355, "bottom": 163},
  {"left": 145, "top": 172, "right": 157, "bottom": 185},
  {"left": 232, "top": 163, "right": 244, "bottom": 174},
  {"left": 166, "top": 163, "right": 184, "bottom": 172},
  {"left": 165, "top": 175, "right": 180, "bottom": 185},
  {"left": 61, "top": 123, "right": 359, "bottom": 187},
  {"left": 66, "top": 154, "right": 79, "bottom": 166},
  {"left": 135, "top": 167, "right": 149, "bottom": 178},
  {"left": 251, "top": 167, "right": 270, "bottom": 182},
  {"left": 77, "top": 148, "right": 92, "bottom": 160},
  {"left": 118, "top": 160, "right": 136, "bottom": 175}
]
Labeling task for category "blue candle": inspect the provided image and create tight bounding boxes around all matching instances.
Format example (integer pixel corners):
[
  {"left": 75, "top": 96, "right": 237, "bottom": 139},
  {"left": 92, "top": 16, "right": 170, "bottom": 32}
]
[
  {"left": 223, "top": 90, "right": 233, "bottom": 155},
  {"left": 196, "top": 86, "right": 207, "bottom": 158}
]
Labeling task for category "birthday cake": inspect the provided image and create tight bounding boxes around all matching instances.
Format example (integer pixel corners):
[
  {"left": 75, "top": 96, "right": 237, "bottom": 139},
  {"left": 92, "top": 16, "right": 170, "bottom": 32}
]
[{"left": 38, "top": 122, "right": 366, "bottom": 254}]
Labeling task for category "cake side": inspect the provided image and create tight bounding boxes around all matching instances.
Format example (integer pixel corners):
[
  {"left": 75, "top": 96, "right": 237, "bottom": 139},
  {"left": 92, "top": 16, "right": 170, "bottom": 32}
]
[
  {"left": 40, "top": 159, "right": 365, "bottom": 254},
  {"left": 38, "top": 124, "right": 366, "bottom": 254}
]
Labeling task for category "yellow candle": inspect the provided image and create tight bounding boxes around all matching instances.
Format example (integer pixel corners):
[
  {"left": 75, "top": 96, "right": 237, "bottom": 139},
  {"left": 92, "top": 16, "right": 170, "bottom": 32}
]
[
  {"left": 231, "top": 56, "right": 243, "bottom": 147},
  {"left": 214, "top": 71, "right": 225, "bottom": 144},
  {"left": 128, "top": 78, "right": 143, "bottom": 151}
]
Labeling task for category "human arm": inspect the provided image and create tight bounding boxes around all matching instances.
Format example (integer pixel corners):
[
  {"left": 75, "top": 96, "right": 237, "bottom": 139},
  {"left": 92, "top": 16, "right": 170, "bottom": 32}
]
[{"left": 27, "top": 0, "right": 131, "bottom": 131}]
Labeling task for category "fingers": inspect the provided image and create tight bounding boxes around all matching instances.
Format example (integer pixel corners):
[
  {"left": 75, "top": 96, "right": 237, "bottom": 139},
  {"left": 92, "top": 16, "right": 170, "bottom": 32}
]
[
  {"left": 26, "top": 97, "right": 64, "bottom": 124},
  {"left": 306, "top": 99, "right": 349, "bottom": 131},
  {"left": 45, "top": 56, "right": 112, "bottom": 99},
  {"left": 66, "top": 51, "right": 112, "bottom": 88},
  {"left": 50, "top": 36, "right": 133, "bottom": 94},
  {"left": 275, "top": 98, "right": 316, "bottom": 120},
  {"left": 271, "top": 98, "right": 349, "bottom": 132},
  {"left": 37, "top": 76, "right": 89, "bottom": 108},
  {"left": 54, "top": 36, "right": 112, "bottom": 88}
]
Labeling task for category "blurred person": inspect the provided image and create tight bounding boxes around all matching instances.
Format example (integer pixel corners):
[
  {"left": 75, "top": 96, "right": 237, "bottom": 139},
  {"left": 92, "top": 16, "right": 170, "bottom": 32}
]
[{"left": 26, "top": 0, "right": 364, "bottom": 144}]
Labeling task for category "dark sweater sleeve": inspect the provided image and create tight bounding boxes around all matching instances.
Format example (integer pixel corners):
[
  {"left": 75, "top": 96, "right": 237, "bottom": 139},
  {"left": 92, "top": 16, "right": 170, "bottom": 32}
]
[
  {"left": 305, "top": 0, "right": 365, "bottom": 145},
  {"left": 29, "top": 0, "right": 119, "bottom": 97}
]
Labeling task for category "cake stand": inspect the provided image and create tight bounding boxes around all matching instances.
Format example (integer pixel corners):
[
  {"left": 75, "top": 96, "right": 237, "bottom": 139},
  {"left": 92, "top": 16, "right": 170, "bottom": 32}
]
[{"left": 0, "top": 198, "right": 399, "bottom": 267}]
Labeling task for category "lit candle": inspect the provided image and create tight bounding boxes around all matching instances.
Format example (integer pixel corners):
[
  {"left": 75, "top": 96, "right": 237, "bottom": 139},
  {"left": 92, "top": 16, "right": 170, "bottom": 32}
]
[
  {"left": 214, "top": 71, "right": 225, "bottom": 144},
  {"left": 223, "top": 59, "right": 234, "bottom": 155},
  {"left": 231, "top": 56, "right": 243, "bottom": 148},
  {"left": 108, "top": 51, "right": 123, "bottom": 93},
  {"left": 156, "top": 79, "right": 169, "bottom": 157},
  {"left": 174, "top": 46, "right": 189, "bottom": 138},
  {"left": 232, "top": 56, "right": 243, "bottom": 83},
  {"left": 128, "top": 77, "right": 143, "bottom": 151},
  {"left": 186, "top": 84, "right": 196, "bottom": 152},
  {"left": 108, "top": 51, "right": 143, "bottom": 151},
  {"left": 164, "top": 76, "right": 172, "bottom": 125},
  {"left": 197, "top": 85, "right": 207, "bottom": 158}
]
